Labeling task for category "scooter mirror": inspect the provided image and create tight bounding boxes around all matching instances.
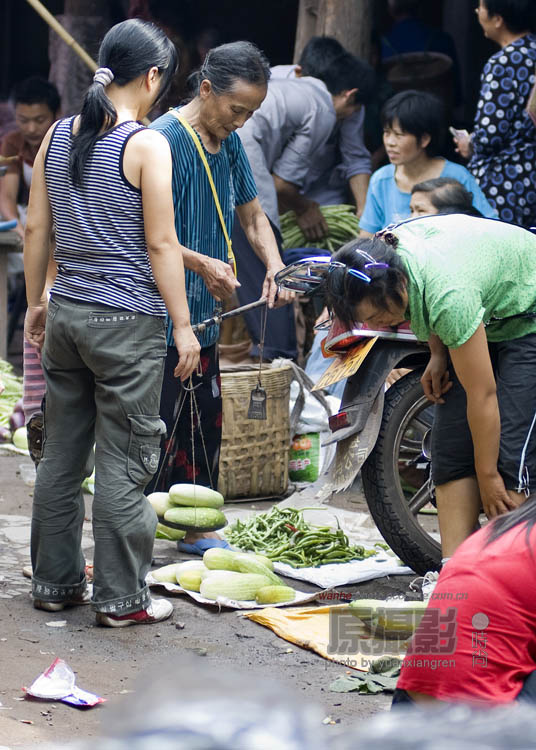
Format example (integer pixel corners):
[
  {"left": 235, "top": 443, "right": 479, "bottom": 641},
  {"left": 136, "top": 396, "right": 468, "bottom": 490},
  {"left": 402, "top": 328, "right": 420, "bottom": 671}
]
[{"left": 274, "top": 256, "right": 341, "bottom": 295}]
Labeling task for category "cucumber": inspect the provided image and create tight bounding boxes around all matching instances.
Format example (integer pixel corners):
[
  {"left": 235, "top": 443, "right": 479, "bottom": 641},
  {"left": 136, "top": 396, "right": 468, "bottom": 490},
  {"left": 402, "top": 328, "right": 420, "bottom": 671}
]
[
  {"left": 233, "top": 554, "right": 282, "bottom": 585},
  {"left": 203, "top": 547, "right": 239, "bottom": 571},
  {"left": 169, "top": 483, "right": 224, "bottom": 509},
  {"left": 349, "top": 599, "right": 427, "bottom": 639},
  {"left": 255, "top": 585, "right": 296, "bottom": 604},
  {"left": 200, "top": 572, "right": 272, "bottom": 601},
  {"left": 151, "top": 563, "right": 182, "bottom": 583},
  {"left": 155, "top": 522, "right": 186, "bottom": 541},
  {"left": 147, "top": 492, "right": 174, "bottom": 517},
  {"left": 178, "top": 568, "right": 205, "bottom": 592},
  {"left": 163, "top": 506, "right": 227, "bottom": 531}
]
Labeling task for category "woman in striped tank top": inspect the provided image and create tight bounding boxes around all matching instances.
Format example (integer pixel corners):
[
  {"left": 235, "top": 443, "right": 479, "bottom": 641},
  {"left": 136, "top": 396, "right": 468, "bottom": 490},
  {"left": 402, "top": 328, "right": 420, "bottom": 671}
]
[{"left": 23, "top": 19, "right": 200, "bottom": 627}]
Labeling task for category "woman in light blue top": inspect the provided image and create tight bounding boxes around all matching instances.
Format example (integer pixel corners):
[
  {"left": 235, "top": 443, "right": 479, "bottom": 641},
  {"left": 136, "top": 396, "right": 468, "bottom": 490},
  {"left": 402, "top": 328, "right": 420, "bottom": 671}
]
[{"left": 359, "top": 90, "right": 496, "bottom": 235}]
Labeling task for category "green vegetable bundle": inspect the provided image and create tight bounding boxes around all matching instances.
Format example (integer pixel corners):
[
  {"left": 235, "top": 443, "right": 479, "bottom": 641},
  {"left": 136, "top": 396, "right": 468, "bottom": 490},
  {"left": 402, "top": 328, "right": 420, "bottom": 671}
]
[
  {"left": 280, "top": 204, "right": 359, "bottom": 253},
  {"left": 0, "top": 360, "right": 23, "bottom": 424},
  {"left": 0, "top": 359, "right": 23, "bottom": 442},
  {"left": 224, "top": 506, "right": 375, "bottom": 568}
]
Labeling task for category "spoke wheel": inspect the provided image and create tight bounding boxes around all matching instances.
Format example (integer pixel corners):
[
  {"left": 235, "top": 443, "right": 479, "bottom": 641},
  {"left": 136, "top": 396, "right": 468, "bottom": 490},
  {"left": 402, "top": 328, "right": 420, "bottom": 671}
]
[{"left": 361, "top": 370, "right": 442, "bottom": 574}]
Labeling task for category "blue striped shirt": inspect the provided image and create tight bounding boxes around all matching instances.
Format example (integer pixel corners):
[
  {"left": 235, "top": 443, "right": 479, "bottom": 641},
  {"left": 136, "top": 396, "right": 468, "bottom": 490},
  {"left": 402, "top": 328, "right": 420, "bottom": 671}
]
[
  {"left": 45, "top": 117, "right": 166, "bottom": 316},
  {"left": 150, "top": 109, "right": 258, "bottom": 348}
]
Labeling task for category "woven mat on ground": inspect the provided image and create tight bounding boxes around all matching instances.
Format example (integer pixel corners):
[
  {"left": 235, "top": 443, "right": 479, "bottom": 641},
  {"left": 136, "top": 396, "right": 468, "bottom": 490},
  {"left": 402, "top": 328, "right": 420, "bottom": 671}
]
[{"left": 244, "top": 604, "right": 406, "bottom": 672}]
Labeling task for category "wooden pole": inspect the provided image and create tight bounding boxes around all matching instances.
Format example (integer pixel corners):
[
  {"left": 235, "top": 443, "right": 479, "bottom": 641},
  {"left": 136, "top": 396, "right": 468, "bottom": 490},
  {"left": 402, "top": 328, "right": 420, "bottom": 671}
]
[
  {"left": 25, "top": 0, "right": 97, "bottom": 72},
  {"left": 26, "top": 0, "right": 150, "bottom": 124},
  {"left": 294, "top": 0, "right": 374, "bottom": 63},
  {"left": 294, "top": 0, "right": 320, "bottom": 64}
]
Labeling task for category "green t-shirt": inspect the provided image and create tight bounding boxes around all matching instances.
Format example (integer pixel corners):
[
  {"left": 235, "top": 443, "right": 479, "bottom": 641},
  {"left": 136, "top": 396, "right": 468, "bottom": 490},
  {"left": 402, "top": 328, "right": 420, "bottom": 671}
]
[{"left": 394, "top": 215, "right": 536, "bottom": 348}]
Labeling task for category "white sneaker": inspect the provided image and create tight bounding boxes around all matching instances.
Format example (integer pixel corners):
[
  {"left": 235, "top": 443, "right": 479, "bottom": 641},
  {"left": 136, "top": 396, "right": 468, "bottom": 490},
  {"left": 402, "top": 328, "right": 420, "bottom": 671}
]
[
  {"left": 96, "top": 597, "right": 174, "bottom": 628},
  {"left": 409, "top": 571, "right": 439, "bottom": 602},
  {"left": 33, "top": 584, "right": 93, "bottom": 612}
]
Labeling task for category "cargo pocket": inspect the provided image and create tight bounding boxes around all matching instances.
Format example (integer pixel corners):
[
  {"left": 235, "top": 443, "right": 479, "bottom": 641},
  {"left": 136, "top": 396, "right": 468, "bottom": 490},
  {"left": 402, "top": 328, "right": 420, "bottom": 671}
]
[{"left": 127, "top": 415, "right": 167, "bottom": 485}]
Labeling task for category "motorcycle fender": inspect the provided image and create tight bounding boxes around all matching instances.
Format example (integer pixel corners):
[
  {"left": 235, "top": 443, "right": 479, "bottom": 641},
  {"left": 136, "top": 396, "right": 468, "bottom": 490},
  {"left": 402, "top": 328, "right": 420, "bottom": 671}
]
[
  {"left": 323, "top": 387, "right": 384, "bottom": 458},
  {"left": 326, "top": 340, "right": 428, "bottom": 442}
]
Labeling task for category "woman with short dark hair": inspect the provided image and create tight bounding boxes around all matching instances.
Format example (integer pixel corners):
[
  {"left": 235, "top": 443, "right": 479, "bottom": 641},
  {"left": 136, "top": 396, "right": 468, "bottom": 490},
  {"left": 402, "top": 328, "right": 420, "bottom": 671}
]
[
  {"left": 453, "top": 0, "right": 536, "bottom": 227},
  {"left": 410, "top": 176, "right": 483, "bottom": 217},
  {"left": 359, "top": 90, "right": 495, "bottom": 234}
]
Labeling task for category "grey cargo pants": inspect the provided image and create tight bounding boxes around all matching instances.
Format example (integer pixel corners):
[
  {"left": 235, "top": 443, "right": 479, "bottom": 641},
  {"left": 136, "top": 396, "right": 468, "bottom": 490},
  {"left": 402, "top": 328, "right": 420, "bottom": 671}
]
[{"left": 31, "top": 295, "right": 167, "bottom": 615}]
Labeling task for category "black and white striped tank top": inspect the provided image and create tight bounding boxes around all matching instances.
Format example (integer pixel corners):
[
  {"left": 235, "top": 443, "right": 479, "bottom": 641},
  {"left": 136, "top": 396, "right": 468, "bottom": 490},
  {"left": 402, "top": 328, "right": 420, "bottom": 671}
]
[{"left": 45, "top": 117, "right": 166, "bottom": 316}]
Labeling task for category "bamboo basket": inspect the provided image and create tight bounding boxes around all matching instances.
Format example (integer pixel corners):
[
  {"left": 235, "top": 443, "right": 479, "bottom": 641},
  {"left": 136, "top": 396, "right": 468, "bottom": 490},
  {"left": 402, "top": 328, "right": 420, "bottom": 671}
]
[{"left": 218, "top": 365, "right": 293, "bottom": 499}]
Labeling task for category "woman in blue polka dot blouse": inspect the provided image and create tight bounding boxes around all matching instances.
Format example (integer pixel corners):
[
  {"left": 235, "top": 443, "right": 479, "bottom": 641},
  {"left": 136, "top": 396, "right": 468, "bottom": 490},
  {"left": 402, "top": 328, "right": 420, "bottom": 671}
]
[{"left": 453, "top": 0, "right": 536, "bottom": 228}]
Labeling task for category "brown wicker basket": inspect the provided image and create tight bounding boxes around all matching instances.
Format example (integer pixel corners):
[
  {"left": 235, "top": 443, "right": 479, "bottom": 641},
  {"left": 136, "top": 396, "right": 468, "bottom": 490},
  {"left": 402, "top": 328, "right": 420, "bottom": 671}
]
[{"left": 218, "top": 365, "right": 293, "bottom": 499}]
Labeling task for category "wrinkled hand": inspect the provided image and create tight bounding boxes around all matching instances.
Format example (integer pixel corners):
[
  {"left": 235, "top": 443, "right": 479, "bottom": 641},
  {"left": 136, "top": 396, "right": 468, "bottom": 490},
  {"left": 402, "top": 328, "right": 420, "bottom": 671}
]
[
  {"left": 452, "top": 130, "right": 472, "bottom": 160},
  {"left": 172, "top": 324, "right": 201, "bottom": 381},
  {"left": 295, "top": 201, "right": 329, "bottom": 242},
  {"left": 262, "top": 262, "right": 295, "bottom": 308},
  {"left": 421, "top": 354, "right": 453, "bottom": 404},
  {"left": 24, "top": 304, "right": 47, "bottom": 351},
  {"left": 200, "top": 257, "right": 240, "bottom": 301},
  {"left": 479, "top": 473, "right": 523, "bottom": 519}
]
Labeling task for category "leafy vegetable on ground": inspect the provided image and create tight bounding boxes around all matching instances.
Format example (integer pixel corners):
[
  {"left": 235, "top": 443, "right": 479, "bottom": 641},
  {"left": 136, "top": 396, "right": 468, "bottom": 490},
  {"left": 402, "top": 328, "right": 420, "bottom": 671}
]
[
  {"left": 224, "top": 506, "right": 376, "bottom": 568},
  {"left": 0, "top": 360, "right": 23, "bottom": 443}
]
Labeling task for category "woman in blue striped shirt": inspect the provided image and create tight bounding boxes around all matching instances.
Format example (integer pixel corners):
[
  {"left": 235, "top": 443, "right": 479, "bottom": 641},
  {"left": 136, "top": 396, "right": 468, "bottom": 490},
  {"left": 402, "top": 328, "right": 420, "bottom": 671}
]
[
  {"left": 149, "top": 43, "right": 293, "bottom": 526},
  {"left": 23, "top": 20, "right": 200, "bottom": 626}
]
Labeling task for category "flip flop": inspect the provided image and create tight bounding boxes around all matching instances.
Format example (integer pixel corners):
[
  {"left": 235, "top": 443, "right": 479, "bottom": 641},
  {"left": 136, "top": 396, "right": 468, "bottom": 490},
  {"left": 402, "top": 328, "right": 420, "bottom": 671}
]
[{"left": 177, "top": 538, "right": 231, "bottom": 556}]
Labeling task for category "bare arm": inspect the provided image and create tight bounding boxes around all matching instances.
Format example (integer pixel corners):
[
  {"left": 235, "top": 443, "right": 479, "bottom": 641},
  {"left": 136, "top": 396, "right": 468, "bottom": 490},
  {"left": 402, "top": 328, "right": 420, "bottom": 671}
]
[
  {"left": 421, "top": 333, "right": 452, "bottom": 403},
  {"left": 236, "top": 198, "right": 294, "bottom": 308},
  {"left": 449, "top": 323, "right": 518, "bottom": 517},
  {"left": 272, "top": 173, "right": 329, "bottom": 242},
  {"left": 23, "top": 133, "right": 54, "bottom": 349},
  {"left": 349, "top": 173, "right": 370, "bottom": 218},
  {"left": 136, "top": 130, "right": 200, "bottom": 380}
]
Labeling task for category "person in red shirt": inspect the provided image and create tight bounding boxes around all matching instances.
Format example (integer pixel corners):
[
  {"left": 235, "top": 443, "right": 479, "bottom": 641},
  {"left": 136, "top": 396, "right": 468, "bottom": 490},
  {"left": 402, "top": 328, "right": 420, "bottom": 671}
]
[
  {"left": 394, "top": 496, "right": 536, "bottom": 706},
  {"left": 0, "top": 77, "right": 60, "bottom": 427},
  {"left": 0, "top": 76, "right": 60, "bottom": 243}
]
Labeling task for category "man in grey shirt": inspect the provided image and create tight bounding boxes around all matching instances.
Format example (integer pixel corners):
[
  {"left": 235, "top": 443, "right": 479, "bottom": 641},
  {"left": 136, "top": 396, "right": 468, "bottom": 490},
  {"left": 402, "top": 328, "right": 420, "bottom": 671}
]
[
  {"left": 271, "top": 40, "right": 374, "bottom": 215},
  {"left": 238, "top": 75, "right": 336, "bottom": 240},
  {"left": 233, "top": 51, "right": 374, "bottom": 359}
]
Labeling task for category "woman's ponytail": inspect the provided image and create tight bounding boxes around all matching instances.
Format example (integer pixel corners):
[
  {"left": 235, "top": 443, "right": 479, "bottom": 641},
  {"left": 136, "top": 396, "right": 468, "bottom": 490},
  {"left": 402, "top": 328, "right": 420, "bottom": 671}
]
[
  {"left": 69, "top": 19, "right": 178, "bottom": 186},
  {"left": 70, "top": 70, "right": 118, "bottom": 186}
]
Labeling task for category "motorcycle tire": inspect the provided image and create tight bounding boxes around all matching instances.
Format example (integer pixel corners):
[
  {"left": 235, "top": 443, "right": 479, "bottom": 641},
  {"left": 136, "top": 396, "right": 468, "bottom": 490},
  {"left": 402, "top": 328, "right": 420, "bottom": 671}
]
[{"left": 361, "top": 370, "right": 442, "bottom": 575}]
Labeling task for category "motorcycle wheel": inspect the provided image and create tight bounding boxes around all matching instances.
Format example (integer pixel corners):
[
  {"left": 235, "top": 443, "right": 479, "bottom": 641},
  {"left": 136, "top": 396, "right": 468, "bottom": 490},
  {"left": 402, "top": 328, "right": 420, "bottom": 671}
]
[{"left": 361, "top": 369, "right": 441, "bottom": 575}]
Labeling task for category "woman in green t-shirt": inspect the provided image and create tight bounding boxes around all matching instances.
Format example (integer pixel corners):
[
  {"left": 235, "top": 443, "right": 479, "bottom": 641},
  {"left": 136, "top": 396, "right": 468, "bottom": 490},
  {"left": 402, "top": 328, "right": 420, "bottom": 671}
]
[{"left": 325, "top": 213, "right": 536, "bottom": 573}]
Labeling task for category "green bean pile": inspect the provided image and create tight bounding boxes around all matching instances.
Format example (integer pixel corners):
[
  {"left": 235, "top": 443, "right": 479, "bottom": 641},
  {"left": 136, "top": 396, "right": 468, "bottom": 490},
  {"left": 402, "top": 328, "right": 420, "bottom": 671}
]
[
  {"left": 224, "top": 506, "right": 376, "bottom": 568},
  {"left": 280, "top": 204, "right": 360, "bottom": 253}
]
